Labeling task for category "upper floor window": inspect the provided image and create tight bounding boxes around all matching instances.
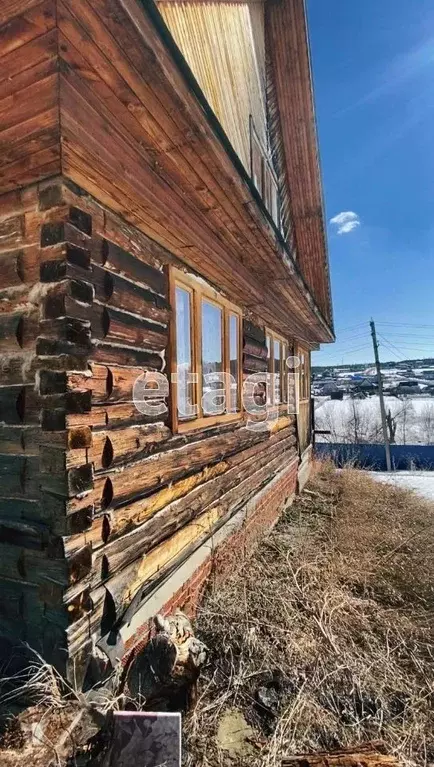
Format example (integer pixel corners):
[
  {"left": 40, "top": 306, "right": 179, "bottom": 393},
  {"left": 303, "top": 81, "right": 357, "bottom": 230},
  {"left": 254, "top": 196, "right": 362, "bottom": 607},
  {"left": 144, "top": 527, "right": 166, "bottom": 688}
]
[
  {"left": 266, "top": 330, "right": 289, "bottom": 406},
  {"left": 171, "top": 268, "right": 242, "bottom": 432},
  {"left": 250, "top": 117, "right": 280, "bottom": 229},
  {"left": 298, "top": 347, "right": 311, "bottom": 401}
]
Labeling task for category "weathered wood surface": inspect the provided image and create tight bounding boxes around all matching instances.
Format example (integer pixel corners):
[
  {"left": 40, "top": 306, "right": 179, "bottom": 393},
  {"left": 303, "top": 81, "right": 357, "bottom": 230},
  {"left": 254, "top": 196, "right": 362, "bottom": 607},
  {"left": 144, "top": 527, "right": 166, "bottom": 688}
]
[
  {"left": 55, "top": 0, "right": 331, "bottom": 342},
  {"left": 0, "top": 0, "right": 60, "bottom": 192},
  {"left": 281, "top": 742, "right": 400, "bottom": 767},
  {"left": 0, "top": 173, "right": 306, "bottom": 687}
]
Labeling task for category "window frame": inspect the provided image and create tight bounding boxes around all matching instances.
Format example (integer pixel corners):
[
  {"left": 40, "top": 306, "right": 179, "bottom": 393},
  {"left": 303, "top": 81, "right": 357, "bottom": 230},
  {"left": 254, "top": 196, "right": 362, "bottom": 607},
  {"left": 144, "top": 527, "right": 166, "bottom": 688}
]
[
  {"left": 297, "top": 345, "right": 311, "bottom": 403},
  {"left": 249, "top": 117, "right": 281, "bottom": 230},
  {"left": 170, "top": 267, "right": 243, "bottom": 433},
  {"left": 266, "top": 328, "right": 290, "bottom": 409}
]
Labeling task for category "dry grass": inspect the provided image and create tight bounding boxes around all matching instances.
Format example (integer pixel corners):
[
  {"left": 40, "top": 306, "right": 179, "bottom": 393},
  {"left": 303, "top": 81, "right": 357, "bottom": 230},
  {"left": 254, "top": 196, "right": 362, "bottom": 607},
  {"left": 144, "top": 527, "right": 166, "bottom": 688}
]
[{"left": 185, "top": 463, "right": 434, "bottom": 767}]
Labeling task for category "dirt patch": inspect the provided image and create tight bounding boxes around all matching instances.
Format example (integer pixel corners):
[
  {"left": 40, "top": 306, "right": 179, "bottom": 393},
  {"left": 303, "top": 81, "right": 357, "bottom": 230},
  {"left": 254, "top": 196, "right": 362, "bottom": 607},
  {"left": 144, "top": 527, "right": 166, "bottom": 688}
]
[
  {"left": 184, "top": 463, "right": 434, "bottom": 767},
  {"left": 216, "top": 709, "right": 257, "bottom": 758}
]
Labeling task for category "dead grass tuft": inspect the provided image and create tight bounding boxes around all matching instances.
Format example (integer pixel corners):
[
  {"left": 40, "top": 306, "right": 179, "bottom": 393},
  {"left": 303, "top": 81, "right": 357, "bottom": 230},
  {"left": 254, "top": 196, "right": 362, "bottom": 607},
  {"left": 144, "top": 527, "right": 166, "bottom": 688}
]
[{"left": 185, "top": 463, "right": 434, "bottom": 767}]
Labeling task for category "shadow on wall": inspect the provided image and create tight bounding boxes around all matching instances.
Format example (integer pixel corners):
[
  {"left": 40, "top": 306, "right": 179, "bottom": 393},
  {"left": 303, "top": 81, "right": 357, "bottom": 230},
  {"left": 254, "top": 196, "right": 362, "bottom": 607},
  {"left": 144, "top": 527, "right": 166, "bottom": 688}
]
[{"left": 315, "top": 443, "right": 434, "bottom": 471}]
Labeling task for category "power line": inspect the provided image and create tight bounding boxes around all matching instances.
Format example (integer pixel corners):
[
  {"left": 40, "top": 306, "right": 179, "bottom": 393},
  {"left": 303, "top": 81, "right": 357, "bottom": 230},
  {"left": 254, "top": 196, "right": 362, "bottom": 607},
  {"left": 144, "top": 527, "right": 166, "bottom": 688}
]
[
  {"left": 378, "top": 339, "right": 402, "bottom": 362},
  {"left": 378, "top": 334, "right": 409, "bottom": 360},
  {"left": 317, "top": 343, "right": 372, "bottom": 356},
  {"left": 335, "top": 322, "right": 368, "bottom": 333},
  {"left": 376, "top": 332, "right": 434, "bottom": 339},
  {"left": 377, "top": 321, "right": 434, "bottom": 329}
]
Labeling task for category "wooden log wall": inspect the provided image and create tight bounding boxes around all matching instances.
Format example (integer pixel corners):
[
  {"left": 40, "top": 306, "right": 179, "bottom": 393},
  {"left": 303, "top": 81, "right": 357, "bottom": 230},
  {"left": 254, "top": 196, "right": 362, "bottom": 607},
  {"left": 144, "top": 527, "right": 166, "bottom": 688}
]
[
  {"left": 0, "top": 0, "right": 61, "bottom": 192},
  {"left": 0, "top": 177, "right": 299, "bottom": 686}
]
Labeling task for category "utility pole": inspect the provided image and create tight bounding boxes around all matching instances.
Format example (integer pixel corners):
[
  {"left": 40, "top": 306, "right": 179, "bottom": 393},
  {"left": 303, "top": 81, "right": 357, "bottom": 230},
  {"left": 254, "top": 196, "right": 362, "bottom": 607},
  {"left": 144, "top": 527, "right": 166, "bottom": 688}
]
[{"left": 370, "top": 319, "right": 392, "bottom": 472}]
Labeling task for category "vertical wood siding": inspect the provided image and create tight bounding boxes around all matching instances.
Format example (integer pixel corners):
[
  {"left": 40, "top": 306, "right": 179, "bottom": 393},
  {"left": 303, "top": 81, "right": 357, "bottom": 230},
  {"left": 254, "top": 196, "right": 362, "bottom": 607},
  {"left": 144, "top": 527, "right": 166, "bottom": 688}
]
[{"left": 157, "top": 1, "right": 267, "bottom": 170}]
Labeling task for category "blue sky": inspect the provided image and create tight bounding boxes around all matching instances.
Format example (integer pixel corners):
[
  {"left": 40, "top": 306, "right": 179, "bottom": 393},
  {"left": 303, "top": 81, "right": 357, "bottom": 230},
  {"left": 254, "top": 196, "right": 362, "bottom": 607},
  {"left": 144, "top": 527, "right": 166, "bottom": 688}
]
[{"left": 307, "top": 0, "right": 434, "bottom": 367}]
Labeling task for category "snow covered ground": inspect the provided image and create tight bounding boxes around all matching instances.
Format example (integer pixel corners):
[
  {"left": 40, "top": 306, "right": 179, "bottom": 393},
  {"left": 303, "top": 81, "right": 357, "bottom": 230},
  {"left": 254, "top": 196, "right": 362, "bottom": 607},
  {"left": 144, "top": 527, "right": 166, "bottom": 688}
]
[
  {"left": 370, "top": 471, "right": 434, "bottom": 502},
  {"left": 315, "top": 395, "right": 434, "bottom": 445}
]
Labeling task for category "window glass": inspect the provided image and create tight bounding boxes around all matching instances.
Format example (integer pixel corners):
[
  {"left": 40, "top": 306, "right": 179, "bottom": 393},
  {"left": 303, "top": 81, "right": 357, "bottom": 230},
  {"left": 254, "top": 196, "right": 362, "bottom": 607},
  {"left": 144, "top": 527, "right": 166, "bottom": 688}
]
[
  {"left": 282, "top": 343, "right": 287, "bottom": 403},
  {"left": 202, "top": 300, "right": 223, "bottom": 415},
  {"left": 274, "top": 339, "right": 281, "bottom": 404},
  {"left": 175, "top": 287, "right": 193, "bottom": 419},
  {"left": 250, "top": 121, "right": 280, "bottom": 228},
  {"left": 270, "top": 180, "right": 279, "bottom": 227},
  {"left": 229, "top": 313, "right": 239, "bottom": 412},
  {"left": 266, "top": 334, "right": 272, "bottom": 404},
  {"left": 172, "top": 270, "right": 242, "bottom": 428},
  {"left": 252, "top": 133, "right": 263, "bottom": 194}
]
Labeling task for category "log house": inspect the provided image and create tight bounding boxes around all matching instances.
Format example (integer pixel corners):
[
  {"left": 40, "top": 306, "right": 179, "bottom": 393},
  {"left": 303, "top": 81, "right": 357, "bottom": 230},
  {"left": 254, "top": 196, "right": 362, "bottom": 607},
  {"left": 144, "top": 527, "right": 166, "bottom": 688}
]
[{"left": 0, "top": 0, "right": 333, "bottom": 685}]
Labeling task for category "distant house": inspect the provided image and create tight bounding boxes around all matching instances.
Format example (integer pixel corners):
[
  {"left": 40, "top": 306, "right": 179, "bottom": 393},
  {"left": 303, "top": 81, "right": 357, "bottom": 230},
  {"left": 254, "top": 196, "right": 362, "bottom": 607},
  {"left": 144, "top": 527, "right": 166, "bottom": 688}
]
[{"left": 0, "top": 0, "right": 333, "bottom": 684}]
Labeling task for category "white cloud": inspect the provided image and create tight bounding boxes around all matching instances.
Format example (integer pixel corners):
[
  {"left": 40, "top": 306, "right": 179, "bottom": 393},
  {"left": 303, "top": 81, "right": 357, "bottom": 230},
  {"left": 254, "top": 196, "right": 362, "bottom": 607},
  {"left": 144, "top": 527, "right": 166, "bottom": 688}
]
[{"left": 329, "top": 211, "right": 361, "bottom": 235}]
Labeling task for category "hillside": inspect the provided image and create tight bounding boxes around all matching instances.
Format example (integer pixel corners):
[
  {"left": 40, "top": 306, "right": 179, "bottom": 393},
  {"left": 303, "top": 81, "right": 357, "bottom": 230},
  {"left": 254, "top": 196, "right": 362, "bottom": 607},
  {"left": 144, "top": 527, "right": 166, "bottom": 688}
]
[{"left": 185, "top": 464, "right": 434, "bottom": 766}]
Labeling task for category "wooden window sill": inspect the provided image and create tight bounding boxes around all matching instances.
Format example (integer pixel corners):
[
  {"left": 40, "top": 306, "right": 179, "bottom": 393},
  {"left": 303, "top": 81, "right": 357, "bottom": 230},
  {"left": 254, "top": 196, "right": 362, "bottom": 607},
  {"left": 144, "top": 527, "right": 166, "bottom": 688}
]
[{"left": 177, "top": 412, "right": 242, "bottom": 434}]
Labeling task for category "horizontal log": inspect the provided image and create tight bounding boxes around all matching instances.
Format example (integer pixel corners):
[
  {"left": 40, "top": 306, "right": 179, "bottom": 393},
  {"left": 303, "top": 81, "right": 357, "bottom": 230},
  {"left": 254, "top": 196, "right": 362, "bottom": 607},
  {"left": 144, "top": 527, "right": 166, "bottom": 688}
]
[
  {"left": 0, "top": 384, "right": 39, "bottom": 424},
  {"left": 63, "top": 462, "right": 226, "bottom": 557},
  {"left": 99, "top": 506, "right": 220, "bottom": 614},
  {"left": 0, "top": 497, "right": 48, "bottom": 525},
  {"left": 0, "top": 517, "right": 49, "bottom": 550},
  {"left": 40, "top": 388, "right": 92, "bottom": 415},
  {"left": 243, "top": 320, "right": 265, "bottom": 346},
  {"left": 40, "top": 462, "right": 93, "bottom": 497},
  {"left": 0, "top": 284, "right": 33, "bottom": 316},
  {"left": 92, "top": 264, "right": 170, "bottom": 323},
  {"left": 61, "top": 420, "right": 271, "bottom": 549},
  {"left": 65, "top": 403, "right": 167, "bottom": 432},
  {"left": 41, "top": 362, "right": 160, "bottom": 405},
  {"left": 40, "top": 220, "right": 91, "bottom": 250},
  {"left": 43, "top": 278, "right": 94, "bottom": 319},
  {"left": 39, "top": 426, "right": 92, "bottom": 450},
  {"left": 90, "top": 341, "right": 164, "bottom": 370},
  {"left": 0, "top": 453, "right": 40, "bottom": 497},
  {"left": 92, "top": 426, "right": 266, "bottom": 509},
  {"left": 93, "top": 238, "right": 167, "bottom": 296},
  {"left": 0, "top": 425, "right": 40, "bottom": 454},
  {"left": 90, "top": 304, "right": 167, "bottom": 351},
  {"left": 243, "top": 339, "right": 268, "bottom": 360},
  {"left": 0, "top": 215, "right": 23, "bottom": 250},
  {"left": 39, "top": 315, "right": 91, "bottom": 345},
  {"left": 40, "top": 445, "right": 88, "bottom": 472},
  {"left": 281, "top": 744, "right": 398, "bottom": 767},
  {"left": 0, "top": 579, "right": 38, "bottom": 625},
  {"left": 40, "top": 253, "right": 92, "bottom": 283},
  {"left": 0, "top": 542, "right": 92, "bottom": 587},
  {"left": 92, "top": 435, "right": 296, "bottom": 579},
  {"left": 75, "top": 363, "right": 161, "bottom": 404},
  {"left": 36, "top": 336, "right": 91, "bottom": 357},
  {"left": 243, "top": 353, "right": 268, "bottom": 373},
  {"left": 0, "top": 311, "right": 39, "bottom": 351},
  {"left": 89, "top": 423, "right": 171, "bottom": 471},
  {"left": 99, "top": 463, "right": 225, "bottom": 546},
  {"left": 90, "top": 422, "right": 295, "bottom": 516},
  {"left": 0, "top": 246, "right": 40, "bottom": 286},
  {"left": 100, "top": 453, "right": 298, "bottom": 616}
]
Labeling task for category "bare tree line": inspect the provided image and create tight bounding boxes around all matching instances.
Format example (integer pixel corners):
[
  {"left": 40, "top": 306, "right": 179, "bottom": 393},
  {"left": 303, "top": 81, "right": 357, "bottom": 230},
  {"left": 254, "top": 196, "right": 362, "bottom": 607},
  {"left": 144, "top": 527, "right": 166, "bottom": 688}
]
[{"left": 315, "top": 399, "right": 434, "bottom": 445}]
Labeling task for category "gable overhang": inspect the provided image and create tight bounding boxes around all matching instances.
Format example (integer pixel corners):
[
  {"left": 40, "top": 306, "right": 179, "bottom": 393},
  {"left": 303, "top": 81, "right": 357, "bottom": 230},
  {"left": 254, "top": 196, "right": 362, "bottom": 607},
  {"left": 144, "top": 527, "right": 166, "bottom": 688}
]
[
  {"left": 266, "top": 0, "right": 333, "bottom": 329},
  {"left": 141, "top": 0, "right": 334, "bottom": 344}
]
